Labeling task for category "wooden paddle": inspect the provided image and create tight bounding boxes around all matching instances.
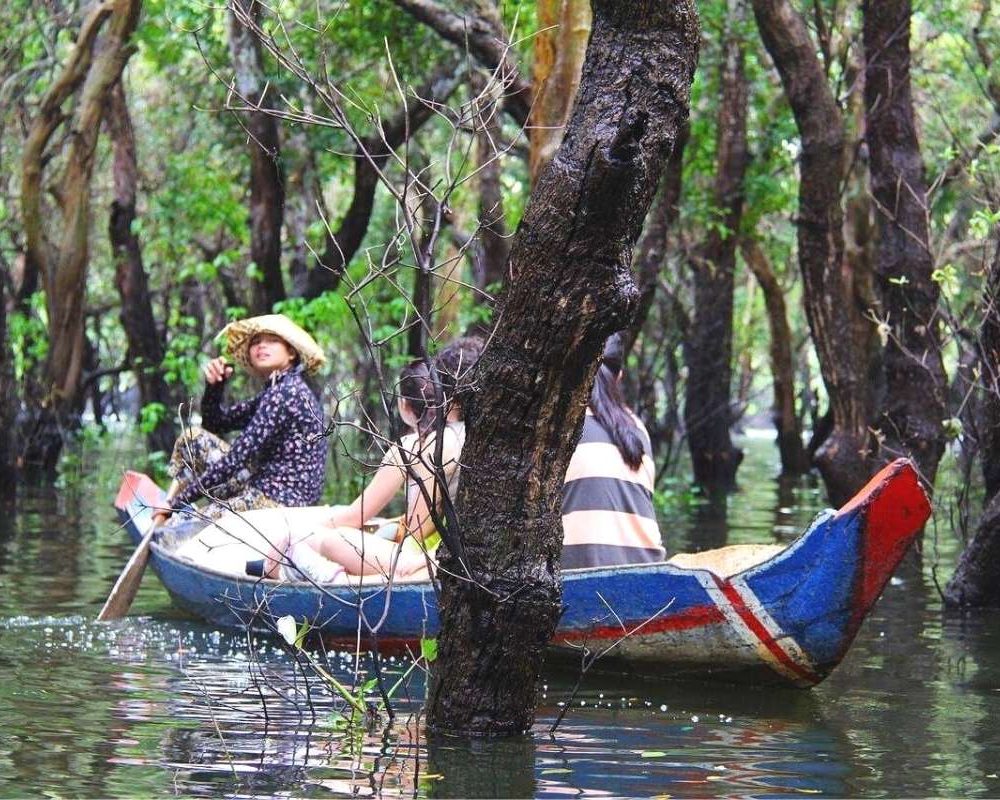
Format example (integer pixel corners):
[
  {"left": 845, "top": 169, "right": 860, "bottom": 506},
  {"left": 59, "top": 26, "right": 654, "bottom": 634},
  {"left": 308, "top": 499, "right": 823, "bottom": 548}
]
[{"left": 97, "top": 480, "right": 178, "bottom": 622}]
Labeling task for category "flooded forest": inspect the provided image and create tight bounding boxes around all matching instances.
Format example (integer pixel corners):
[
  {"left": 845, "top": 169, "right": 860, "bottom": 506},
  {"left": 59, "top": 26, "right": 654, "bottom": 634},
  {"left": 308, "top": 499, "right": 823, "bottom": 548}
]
[{"left": 2, "top": 0, "right": 1000, "bottom": 797}]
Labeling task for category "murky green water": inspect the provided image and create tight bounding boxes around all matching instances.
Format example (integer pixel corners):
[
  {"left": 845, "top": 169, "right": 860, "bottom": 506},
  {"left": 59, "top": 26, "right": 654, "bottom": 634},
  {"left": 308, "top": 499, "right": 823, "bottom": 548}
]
[{"left": 1, "top": 435, "right": 999, "bottom": 798}]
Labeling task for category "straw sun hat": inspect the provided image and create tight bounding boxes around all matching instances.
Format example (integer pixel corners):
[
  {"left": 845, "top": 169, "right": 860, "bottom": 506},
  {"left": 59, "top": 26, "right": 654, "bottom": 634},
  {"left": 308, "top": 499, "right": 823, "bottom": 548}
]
[{"left": 218, "top": 314, "right": 326, "bottom": 374}]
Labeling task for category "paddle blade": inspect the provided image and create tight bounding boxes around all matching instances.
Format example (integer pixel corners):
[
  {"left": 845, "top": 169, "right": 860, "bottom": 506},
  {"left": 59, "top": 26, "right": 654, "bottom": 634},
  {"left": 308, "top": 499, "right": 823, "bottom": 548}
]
[{"left": 97, "top": 523, "right": 155, "bottom": 622}]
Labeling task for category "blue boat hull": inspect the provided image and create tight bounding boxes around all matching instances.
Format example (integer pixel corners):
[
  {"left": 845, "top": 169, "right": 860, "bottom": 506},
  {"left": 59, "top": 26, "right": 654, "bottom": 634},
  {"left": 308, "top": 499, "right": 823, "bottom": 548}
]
[{"left": 114, "top": 460, "right": 930, "bottom": 687}]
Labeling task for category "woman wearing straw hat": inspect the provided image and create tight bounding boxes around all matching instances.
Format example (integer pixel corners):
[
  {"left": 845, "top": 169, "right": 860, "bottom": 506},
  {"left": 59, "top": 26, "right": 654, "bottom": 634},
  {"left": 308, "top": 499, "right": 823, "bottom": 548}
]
[{"left": 152, "top": 314, "right": 327, "bottom": 527}]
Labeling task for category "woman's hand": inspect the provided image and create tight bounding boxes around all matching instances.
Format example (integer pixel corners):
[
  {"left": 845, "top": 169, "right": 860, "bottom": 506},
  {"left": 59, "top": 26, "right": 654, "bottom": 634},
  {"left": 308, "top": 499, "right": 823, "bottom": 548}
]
[
  {"left": 203, "top": 357, "right": 234, "bottom": 385},
  {"left": 151, "top": 509, "right": 172, "bottom": 528},
  {"left": 323, "top": 504, "right": 353, "bottom": 528}
]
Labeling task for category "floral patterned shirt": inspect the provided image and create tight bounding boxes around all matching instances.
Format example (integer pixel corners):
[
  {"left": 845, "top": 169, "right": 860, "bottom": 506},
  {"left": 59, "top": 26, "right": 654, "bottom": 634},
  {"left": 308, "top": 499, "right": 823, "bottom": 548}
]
[{"left": 172, "top": 365, "right": 327, "bottom": 509}]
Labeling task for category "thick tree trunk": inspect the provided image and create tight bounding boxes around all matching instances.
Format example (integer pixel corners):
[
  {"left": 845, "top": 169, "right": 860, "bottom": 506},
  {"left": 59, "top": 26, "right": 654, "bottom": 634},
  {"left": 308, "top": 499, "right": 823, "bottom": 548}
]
[
  {"left": 20, "top": 0, "right": 141, "bottom": 471},
  {"left": 945, "top": 238, "right": 1000, "bottom": 606},
  {"left": 624, "top": 120, "right": 688, "bottom": 357},
  {"left": 285, "top": 129, "right": 321, "bottom": 296},
  {"left": 20, "top": 4, "right": 113, "bottom": 321},
  {"left": 408, "top": 241, "right": 434, "bottom": 359},
  {"left": 229, "top": 0, "right": 285, "bottom": 314},
  {"left": 944, "top": 489, "right": 1000, "bottom": 607},
  {"left": 303, "top": 64, "right": 463, "bottom": 298},
  {"left": 530, "top": 0, "right": 592, "bottom": 184},
  {"left": 389, "top": 0, "right": 531, "bottom": 126},
  {"left": 428, "top": 0, "right": 700, "bottom": 736},
  {"left": 741, "top": 238, "right": 808, "bottom": 474},
  {"left": 473, "top": 83, "right": 510, "bottom": 296},
  {"left": 863, "top": 0, "right": 947, "bottom": 487},
  {"left": 107, "top": 82, "right": 175, "bottom": 454},
  {"left": 751, "top": 0, "right": 868, "bottom": 506},
  {"left": 0, "top": 272, "right": 17, "bottom": 496},
  {"left": 684, "top": 0, "right": 748, "bottom": 494}
]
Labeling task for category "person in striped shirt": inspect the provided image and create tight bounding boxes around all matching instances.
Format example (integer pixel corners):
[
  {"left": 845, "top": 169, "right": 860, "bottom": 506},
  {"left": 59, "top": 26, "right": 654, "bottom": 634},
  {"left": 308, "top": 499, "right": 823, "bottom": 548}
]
[{"left": 561, "top": 334, "right": 666, "bottom": 569}]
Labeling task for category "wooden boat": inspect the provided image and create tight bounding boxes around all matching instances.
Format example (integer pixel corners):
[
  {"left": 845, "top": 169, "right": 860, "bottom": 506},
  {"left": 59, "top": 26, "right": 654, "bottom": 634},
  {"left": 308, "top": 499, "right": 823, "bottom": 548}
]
[{"left": 113, "top": 459, "right": 930, "bottom": 687}]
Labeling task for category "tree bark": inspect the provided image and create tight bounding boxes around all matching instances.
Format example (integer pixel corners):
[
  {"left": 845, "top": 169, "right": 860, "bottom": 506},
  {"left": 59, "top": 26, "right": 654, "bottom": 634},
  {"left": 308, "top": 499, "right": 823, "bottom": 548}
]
[
  {"left": 946, "top": 236, "right": 1000, "bottom": 606},
  {"left": 285, "top": 129, "right": 322, "bottom": 296},
  {"left": 751, "top": 0, "right": 869, "bottom": 505},
  {"left": 303, "top": 63, "right": 464, "bottom": 299},
  {"left": 20, "top": 0, "right": 141, "bottom": 471},
  {"left": 684, "top": 0, "right": 748, "bottom": 495},
  {"left": 107, "top": 81, "right": 176, "bottom": 454},
  {"left": 473, "top": 81, "right": 510, "bottom": 296},
  {"left": 944, "top": 489, "right": 1000, "bottom": 607},
  {"left": 741, "top": 238, "right": 808, "bottom": 474},
  {"left": 20, "top": 3, "right": 113, "bottom": 319},
  {"left": 428, "top": 0, "right": 700, "bottom": 736},
  {"left": 863, "top": 0, "right": 947, "bottom": 487},
  {"left": 0, "top": 270, "right": 17, "bottom": 496},
  {"left": 530, "top": 0, "right": 592, "bottom": 184},
  {"left": 388, "top": 0, "right": 531, "bottom": 126},
  {"left": 983, "top": 244, "right": 1000, "bottom": 503},
  {"left": 229, "top": 0, "right": 285, "bottom": 314}
]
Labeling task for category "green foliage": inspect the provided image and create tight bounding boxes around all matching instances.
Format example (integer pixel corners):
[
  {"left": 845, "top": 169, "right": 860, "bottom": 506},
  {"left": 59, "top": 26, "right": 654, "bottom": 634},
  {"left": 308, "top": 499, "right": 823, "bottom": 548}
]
[
  {"left": 7, "top": 294, "right": 48, "bottom": 383},
  {"left": 653, "top": 478, "right": 702, "bottom": 517},
  {"left": 138, "top": 402, "right": 168, "bottom": 435},
  {"left": 420, "top": 637, "right": 438, "bottom": 663}
]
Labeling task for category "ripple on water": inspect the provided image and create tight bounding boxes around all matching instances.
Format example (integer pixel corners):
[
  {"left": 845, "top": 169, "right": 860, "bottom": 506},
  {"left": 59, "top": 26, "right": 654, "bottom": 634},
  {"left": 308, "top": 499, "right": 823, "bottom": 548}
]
[{"left": 2, "top": 440, "right": 1000, "bottom": 797}]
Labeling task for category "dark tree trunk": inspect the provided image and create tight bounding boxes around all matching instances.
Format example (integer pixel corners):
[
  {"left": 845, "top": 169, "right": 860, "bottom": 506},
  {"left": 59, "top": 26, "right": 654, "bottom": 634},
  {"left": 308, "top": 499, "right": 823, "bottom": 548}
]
[
  {"left": 428, "top": 0, "right": 700, "bottom": 736},
  {"left": 684, "top": 1, "right": 748, "bottom": 494},
  {"left": 0, "top": 272, "right": 17, "bottom": 496},
  {"left": 946, "top": 238, "right": 1000, "bottom": 606},
  {"left": 863, "top": 0, "right": 946, "bottom": 487},
  {"left": 107, "top": 82, "right": 176, "bottom": 454},
  {"left": 944, "top": 489, "right": 1000, "bottom": 607},
  {"left": 229, "top": 0, "right": 285, "bottom": 314},
  {"left": 751, "top": 0, "right": 868, "bottom": 506},
  {"left": 408, "top": 238, "right": 434, "bottom": 359},
  {"left": 303, "top": 64, "right": 464, "bottom": 299},
  {"left": 473, "top": 84, "right": 510, "bottom": 297},
  {"left": 389, "top": 0, "right": 531, "bottom": 126},
  {"left": 624, "top": 120, "right": 688, "bottom": 356},
  {"left": 741, "top": 238, "right": 809, "bottom": 474},
  {"left": 285, "top": 130, "right": 322, "bottom": 297}
]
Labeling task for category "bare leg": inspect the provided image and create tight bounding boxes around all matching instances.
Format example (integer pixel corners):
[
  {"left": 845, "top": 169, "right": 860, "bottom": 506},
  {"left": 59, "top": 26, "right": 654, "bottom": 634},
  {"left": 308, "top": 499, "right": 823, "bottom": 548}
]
[
  {"left": 263, "top": 530, "right": 291, "bottom": 579},
  {"left": 314, "top": 527, "right": 427, "bottom": 578}
]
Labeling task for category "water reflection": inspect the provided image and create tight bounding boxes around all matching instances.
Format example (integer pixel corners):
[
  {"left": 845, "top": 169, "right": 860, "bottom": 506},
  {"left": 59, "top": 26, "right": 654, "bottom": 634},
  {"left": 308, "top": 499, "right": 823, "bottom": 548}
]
[{"left": 1, "top": 439, "right": 1000, "bottom": 798}]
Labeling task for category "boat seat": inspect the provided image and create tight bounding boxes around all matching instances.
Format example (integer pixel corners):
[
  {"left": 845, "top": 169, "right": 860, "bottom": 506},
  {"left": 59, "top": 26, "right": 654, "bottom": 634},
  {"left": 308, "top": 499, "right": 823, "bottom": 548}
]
[{"left": 667, "top": 543, "right": 785, "bottom": 579}]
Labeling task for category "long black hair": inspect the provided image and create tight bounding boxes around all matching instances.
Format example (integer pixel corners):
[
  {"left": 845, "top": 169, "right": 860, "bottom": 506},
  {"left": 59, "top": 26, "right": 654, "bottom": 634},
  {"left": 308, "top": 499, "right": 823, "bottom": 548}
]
[
  {"left": 398, "top": 360, "right": 437, "bottom": 439},
  {"left": 589, "top": 333, "right": 645, "bottom": 470},
  {"left": 433, "top": 335, "right": 485, "bottom": 417}
]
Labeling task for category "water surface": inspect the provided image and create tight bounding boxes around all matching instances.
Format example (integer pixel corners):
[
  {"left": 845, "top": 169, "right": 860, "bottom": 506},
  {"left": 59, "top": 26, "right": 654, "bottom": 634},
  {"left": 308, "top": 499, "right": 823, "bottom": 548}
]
[{"left": 1, "top": 436, "right": 998, "bottom": 798}]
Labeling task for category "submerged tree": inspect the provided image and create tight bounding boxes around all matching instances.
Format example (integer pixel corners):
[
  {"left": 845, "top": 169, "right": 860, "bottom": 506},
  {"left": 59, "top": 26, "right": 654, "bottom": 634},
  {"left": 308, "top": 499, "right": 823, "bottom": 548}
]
[
  {"left": 428, "top": 0, "right": 700, "bottom": 735},
  {"left": 862, "top": 0, "right": 947, "bottom": 487},
  {"left": 0, "top": 271, "right": 15, "bottom": 494},
  {"left": 945, "top": 236, "right": 1000, "bottom": 607},
  {"left": 684, "top": 0, "right": 748, "bottom": 495},
  {"left": 20, "top": 0, "right": 142, "bottom": 470},
  {"left": 751, "top": 0, "right": 869, "bottom": 505},
  {"left": 228, "top": 0, "right": 286, "bottom": 314},
  {"left": 107, "top": 82, "right": 175, "bottom": 454}
]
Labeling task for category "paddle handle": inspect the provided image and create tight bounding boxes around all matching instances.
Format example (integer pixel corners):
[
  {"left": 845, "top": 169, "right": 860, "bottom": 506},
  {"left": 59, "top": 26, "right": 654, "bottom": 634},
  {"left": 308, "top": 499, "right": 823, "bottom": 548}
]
[{"left": 96, "top": 522, "right": 156, "bottom": 622}]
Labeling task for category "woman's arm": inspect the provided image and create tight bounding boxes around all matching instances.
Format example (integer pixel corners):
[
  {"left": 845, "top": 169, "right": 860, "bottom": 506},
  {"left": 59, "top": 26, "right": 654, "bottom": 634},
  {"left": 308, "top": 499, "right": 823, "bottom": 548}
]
[
  {"left": 199, "top": 358, "right": 260, "bottom": 434},
  {"left": 201, "top": 382, "right": 261, "bottom": 435},
  {"left": 172, "top": 386, "right": 283, "bottom": 509},
  {"left": 324, "top": 462, "right": 404, "bottom": 529}
]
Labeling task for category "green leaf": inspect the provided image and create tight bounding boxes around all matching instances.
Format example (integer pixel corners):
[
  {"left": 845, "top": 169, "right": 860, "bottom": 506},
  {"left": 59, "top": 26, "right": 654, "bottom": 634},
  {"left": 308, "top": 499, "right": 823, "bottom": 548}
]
[{"left": 420, "top": 637, "right": 438, "bottom": 662}]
